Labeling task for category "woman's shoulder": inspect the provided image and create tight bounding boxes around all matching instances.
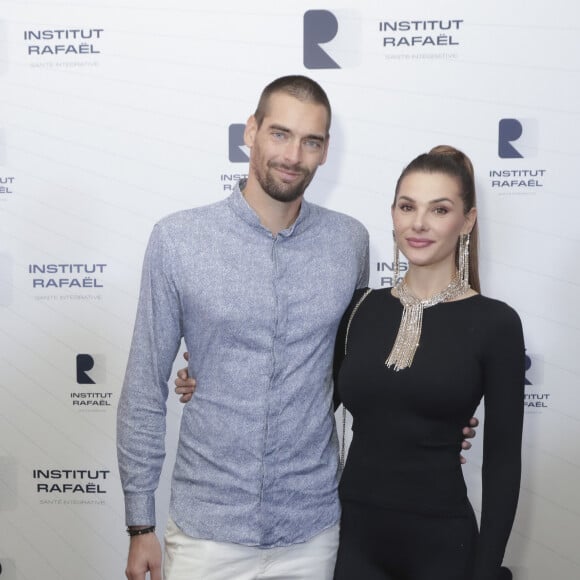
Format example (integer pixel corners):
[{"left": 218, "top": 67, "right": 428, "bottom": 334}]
[
  {"left": 473, "top": 293, "right": 521, "bottom": 317},
  {"left": 465, "top": 294, "right": 523, "bottom": 337},
  {"left": 344, "top": 287, "right": 399, "bottom": 323},
  {"left": 350, "top": 286, "right": 394, "bottom": 305}
]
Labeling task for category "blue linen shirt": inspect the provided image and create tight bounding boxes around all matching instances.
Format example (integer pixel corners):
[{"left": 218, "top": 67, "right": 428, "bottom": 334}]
[{"left": 117, "top": 182, "right": 369, "bottom": 547}]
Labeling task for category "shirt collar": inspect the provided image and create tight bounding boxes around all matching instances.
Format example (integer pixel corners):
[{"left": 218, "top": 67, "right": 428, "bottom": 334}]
[{"left": 228, "top": 179, "right": 312, "bottom": 238}]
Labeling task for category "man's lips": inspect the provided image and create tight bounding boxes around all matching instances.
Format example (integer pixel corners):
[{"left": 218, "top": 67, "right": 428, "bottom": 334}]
[
  {"left": 277, "top": 168, "right": 301, "bottom": 180},
  {"left": 271, "top": 163, "right": 305, "bottom": 181}
]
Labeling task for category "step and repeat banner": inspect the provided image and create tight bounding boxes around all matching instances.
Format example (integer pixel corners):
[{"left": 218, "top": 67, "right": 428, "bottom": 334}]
[{"left": 0, "top": 1, "right": 578, "bottom": 578}]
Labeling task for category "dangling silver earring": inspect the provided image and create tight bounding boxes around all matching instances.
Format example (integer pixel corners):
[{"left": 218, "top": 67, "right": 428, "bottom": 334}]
[
  {"left": 392, "top": 230, "right": 400, "bottom": 285},
  {"left": 458, "top": 233, "right": 470, "bottom": 289}
]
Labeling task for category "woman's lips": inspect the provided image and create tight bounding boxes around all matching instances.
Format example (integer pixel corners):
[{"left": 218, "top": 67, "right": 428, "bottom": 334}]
[{"left": 406, "top": 238, "right": 434, "bottom": 248}]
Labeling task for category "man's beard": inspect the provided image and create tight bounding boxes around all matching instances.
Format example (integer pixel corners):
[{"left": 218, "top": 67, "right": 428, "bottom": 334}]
[{"left": 257, "top": 161, "right": 316, "bottom": 203}]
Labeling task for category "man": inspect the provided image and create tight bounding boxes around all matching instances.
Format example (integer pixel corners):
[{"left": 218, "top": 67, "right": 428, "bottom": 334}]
[
  {"left": 118, "top": 75, "right": 478, "bottom": 580},
  {"left": 117, "top": 75, "right": 370, "bottom": 580}
]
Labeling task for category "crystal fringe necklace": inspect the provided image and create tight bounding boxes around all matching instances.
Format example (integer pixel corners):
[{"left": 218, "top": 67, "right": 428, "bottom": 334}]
[{"left": 385, "top": 273, "right": 469, "bottom": 371}]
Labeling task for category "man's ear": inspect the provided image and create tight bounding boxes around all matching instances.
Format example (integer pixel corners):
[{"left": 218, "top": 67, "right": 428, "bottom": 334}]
[
  {"left": 319, "top": 134, "right": 330, "bottom": 166},
  {"left": 244, "top": 115, "right": 258, "bottom": 148}
]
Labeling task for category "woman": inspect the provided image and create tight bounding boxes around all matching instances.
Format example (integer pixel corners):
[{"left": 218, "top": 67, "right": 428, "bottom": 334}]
[{"left": 333, "top": 145, "right": 525, "bottom": 580}]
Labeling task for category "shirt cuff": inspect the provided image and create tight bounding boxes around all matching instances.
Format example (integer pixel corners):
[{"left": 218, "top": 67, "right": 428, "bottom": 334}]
[{"left": 124, "top": 492, "right": 156, "bottom": 527}]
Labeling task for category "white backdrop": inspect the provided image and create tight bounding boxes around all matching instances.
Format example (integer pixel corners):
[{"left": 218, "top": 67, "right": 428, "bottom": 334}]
[{"left": 1, "top": 1, "right": 579, "bottom": 578}]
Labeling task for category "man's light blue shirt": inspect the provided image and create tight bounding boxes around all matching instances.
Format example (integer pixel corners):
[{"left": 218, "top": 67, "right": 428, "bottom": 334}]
[{"left": 117, "top": 183, "right": 369, "bottom": 547}]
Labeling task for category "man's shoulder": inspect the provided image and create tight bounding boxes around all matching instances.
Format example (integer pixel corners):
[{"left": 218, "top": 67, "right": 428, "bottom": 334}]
[
  {"left": 155, "top": 197, "right": 229, "bottom": 231},
  {"left": 310, "top": 203, "right": 369, "bottom": 238}
]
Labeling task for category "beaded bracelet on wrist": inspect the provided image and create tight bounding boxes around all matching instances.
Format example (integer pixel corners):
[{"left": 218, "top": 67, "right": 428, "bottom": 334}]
[{"left": 127, "top": 526, "right": 155, "bottom": 537}]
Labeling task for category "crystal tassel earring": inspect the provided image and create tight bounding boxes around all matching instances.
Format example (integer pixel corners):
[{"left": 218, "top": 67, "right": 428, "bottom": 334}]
[
  {"left": 392, "top": 230, "right": 400, "bottom": 285},
  {"left": 458, "top": 233, "right": 470, "bottom": 290}
]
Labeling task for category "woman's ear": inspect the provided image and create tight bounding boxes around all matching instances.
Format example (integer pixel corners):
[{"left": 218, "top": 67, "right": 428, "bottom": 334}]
[{"left": 463, "top": 207, "right": 477, "bottom": 234}]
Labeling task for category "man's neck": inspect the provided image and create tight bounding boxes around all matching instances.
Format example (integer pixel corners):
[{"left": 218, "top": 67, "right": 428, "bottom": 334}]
[{"left": 241, "top": 183, "right": 303, "bottom": 236}]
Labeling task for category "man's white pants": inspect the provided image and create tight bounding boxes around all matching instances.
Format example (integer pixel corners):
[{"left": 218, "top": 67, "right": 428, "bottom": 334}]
[{"left": 163, "top": 518, "right": 339, "bottom": 580}]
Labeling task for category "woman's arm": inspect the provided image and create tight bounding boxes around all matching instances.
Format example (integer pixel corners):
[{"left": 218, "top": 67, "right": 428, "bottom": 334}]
[{"left": 474, "top": 303, "right": 525, "bottom": 579}]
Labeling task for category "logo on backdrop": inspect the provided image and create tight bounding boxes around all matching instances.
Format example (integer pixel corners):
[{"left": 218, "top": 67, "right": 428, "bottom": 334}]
[
  {"left": 72, "top": 354, "right": 112, "bottom": 410},
  {"left": 0, "top": 129, "right": 14, "bottom": 198},
  {"left": 498, "top": 118, "right": 525, "bottom": 158},
  {"left": 375, "top": 259, "right": 408, "bottom": 288},
  {"left": 489, "top": 118, "right": 547, "bottom": 195},
  {"left": 0, "top": 176, "right": 15, "bottom": 199},
  {"left": 33, "top": 468, "right": 110, "bottom": 504},
  {"left": 525, "top": 351, "right": 533, "bottom": 386},
  {"left": 523, "top": 352, "right": 550, "bottom": 412},
  {"left": 24, "top": 27, "right": 104, "bottom": 68},
  {"left": 28, "top": 262, "right": 106, "bottom": 301},
  {"left": 76, "top": 353, "right": 97, "bottom": 384},
  {"left": 220, "top": 124, "right": 249, "bottom": 191},
  {"left": 379, "top": 17, "right": 464, "bottom": 60},
  {"left": 228, "top": 124, "right": 248, "bottom": 162},
  {"left": 304, "top": 10, "right": 341, "bottom": 69},
  {"left": 303, "top": 9, "right": 363, "bottom": 69}
]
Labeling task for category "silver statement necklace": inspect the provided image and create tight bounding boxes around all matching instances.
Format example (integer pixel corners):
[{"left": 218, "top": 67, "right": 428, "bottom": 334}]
[{"left": 385, "top": 273, "right": 469, "bottom": 371}]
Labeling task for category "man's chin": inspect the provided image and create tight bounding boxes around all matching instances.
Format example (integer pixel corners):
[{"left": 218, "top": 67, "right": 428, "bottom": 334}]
[
  {"left": 266, "top": 189, "right": 304, "bottom": 203},
  {"left": 264, "top": 180, "right": 306, "bottom": 203}
]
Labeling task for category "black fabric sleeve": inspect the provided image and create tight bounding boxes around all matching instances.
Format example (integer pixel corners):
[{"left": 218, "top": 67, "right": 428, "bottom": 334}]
[{"left": 473, "top": 303, "right": 526, "bottom": 579}]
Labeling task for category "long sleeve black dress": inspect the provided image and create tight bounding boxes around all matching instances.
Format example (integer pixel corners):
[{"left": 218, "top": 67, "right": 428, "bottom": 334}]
[{"left": 333, "top": 288, "right": 525, "bottom": 580}]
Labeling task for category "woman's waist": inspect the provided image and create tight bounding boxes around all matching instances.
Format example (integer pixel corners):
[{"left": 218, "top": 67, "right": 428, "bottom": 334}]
[{"left": 340, "top": 447, "right": 469, "bottom": 511}]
